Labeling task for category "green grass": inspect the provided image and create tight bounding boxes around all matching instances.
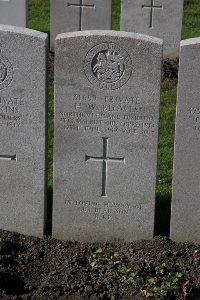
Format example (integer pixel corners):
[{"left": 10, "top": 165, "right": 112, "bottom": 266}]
[
  {"left": 155, "top": 82, "right": 177, "bottom": 233},
  {"left": 158, "top": 82, "right": 177, "bottom": 197},
  {"left": 112, "top": 0, "right": 121, "bottom": 30},
  {"left": 28, "top": 0, "right": 50, "bottom": 33},
  {"left": 28, "top": 0, "right": 200, "bottom": 230},
  {"left": 182, "top": 0, "right": 200, "bottom": 39}
]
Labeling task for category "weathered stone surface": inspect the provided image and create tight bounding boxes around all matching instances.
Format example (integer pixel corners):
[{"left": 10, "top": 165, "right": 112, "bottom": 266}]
[
  {"left": 171, "top": 38, "right": 200, "bottom": 243},
  {"left": 120, "top": 0, "right": 184, "bottom": 59},
  {"left": 0, "top": 0, "right": 27, "bottom": 28},
  {"left": 53, "top": 31, "right": 162, "bottom": 243},
  {"left": 50, "top": 0, "right": 112, "bottom": 51},
  {"left": 0, "top": 25, "right": 48, "bottom": 237}
]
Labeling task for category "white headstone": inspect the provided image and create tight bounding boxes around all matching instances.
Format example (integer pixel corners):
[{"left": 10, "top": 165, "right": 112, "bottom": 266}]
[
  {"left": 171, "top": 38, "right": 200, "bottom": 243},
  {"left": 0, "top": 25, "right": 48, "bottom": 238},
  {"left": 120, "top": 0, "right": 184, "bottom": 59},
  {"left": 0, "top": 0, "right": 27, "bottom": 28},
  {"left": 50, "top": 0, "right": 112, "bottom": 51},
  {"left": 53, "top": 30, "right": 162, "bottom": 243}
]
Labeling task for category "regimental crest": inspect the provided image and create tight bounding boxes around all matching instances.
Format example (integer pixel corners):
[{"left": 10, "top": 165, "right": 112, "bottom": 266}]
[
  {"left": 84, "top": 43, "right": 132, "bottom": 90},
  {"left": 0, "top": 54, "right": 13, "bottom": 90},
  {"left": 93, "top": 50, "right": 125, "bottom": 83}
]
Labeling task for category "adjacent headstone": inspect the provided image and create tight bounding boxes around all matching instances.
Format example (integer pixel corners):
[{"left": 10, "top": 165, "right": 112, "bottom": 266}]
[
  {"left": 171, "top": 38, "right": 200, "bottom": 243},
  {"left": 120, "top": 0, "right": 184, "bottom": 59},
  {"left": 53, "top": 30, "right": 162, "bottom": 243},
  {"left": 0, "top": 0, "right": 27, "bottom": 28},
  {"left": 0, "top": 25, "right": 48, "bottom": 237},
  {"left": 50, "top": 0, "right": 112, "bottom": 51}
]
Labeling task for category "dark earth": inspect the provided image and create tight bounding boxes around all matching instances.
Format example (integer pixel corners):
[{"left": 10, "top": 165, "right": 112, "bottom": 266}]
[
  {"left": 1, "top": 56, "right": 195, "bottom": 300},
  {"left": 0, "top": 230, "right": 200, "bottom": 300}
]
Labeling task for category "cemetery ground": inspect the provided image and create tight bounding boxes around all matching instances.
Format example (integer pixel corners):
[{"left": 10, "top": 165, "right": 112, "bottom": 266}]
[
  {"left": 1, "top": 0, "right": 200, "bottom": 299},
  {"left": 0, "top": 229, "right": 200, "bottom": 300}
]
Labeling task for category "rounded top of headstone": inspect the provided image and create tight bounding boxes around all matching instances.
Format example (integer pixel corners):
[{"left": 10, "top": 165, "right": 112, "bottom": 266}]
[
  {"left": 56, "top": 30, "right": 163, "bottom": 45},
  {"left": 0, "top": 25, "right": 48, "bottom": 41},
  {"left": 181, "top": 37, "right": 200, "bottom": 47}
]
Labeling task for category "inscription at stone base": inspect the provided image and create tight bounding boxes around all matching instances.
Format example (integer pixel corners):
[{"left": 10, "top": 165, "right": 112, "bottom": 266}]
[{"left": 65, "top": 200, "right": 142, "bottom": 221}]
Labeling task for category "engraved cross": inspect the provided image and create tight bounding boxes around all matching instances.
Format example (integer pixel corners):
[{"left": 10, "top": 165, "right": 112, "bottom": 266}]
[
  {"left": 0, "top": 154, "right": 16, "bottom": 161},
  {"left": 86, "top": 137, "right": 125, "bottom": 197},
  {"left": 67, "top": 0, "right": 95, "bottom": 31},
  {"left": 142, "top": 0, "right": 163, "bottom": 28}
]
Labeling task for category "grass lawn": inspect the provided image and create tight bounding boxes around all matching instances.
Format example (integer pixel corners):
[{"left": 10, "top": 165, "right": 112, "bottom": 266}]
[{"left": 28, "top": 0, "right": 200, "bottom": 231}]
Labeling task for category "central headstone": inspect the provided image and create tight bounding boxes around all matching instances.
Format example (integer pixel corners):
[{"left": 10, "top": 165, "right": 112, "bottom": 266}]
[
  {"left": 0, "top": 0, "right": 27, "bottom": 28},
  {"left": 120, "top": 0, "right": 184, "bottom": 59},
  {"left": 50, "top": 0, "right": 112, "bottom": 51},
  {"left": 53, "top": 31, "right": 162, "bottom": 243}
]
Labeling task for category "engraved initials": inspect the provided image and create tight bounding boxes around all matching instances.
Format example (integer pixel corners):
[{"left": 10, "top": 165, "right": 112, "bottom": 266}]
[
  {"left": 142, "top": 0, "right": 163, "bottom": 28},
  {"left": 67, "top": 0, "right": 95, "bottom": 31},
  {"left": 86, "top": 137, "right": 125, "bottom": 197}
]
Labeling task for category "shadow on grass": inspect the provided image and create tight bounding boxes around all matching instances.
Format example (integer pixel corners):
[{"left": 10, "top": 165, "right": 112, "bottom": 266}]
[
  {"left": 45, "top": 186, "right": 53, "bottom": 236},
  {"left": 154, "top": 193, "right": 171, "bottom": 236}
]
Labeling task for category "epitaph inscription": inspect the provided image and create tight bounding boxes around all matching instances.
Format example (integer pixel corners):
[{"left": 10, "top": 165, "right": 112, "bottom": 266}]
[{"left": 65, "top": 199, "right": 142, "bottom": 221}]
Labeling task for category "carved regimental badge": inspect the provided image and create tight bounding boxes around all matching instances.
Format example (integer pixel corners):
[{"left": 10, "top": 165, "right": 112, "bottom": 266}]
[
  {"left": 84, "top": 43, "right": 132, "bottom": 90},
  {"left": 0, "top": 54, "right": 13, "bottom": 90}
]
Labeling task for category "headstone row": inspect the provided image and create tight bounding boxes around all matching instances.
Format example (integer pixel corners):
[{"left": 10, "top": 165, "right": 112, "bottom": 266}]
[
  {"left": 0, "top": 25, "right": 199, "bottom": 244},
  {"left": 0, "top": 0, "right": 184, "bottom": 59},
  {"left": 51, "top": 0, "right": 184, "bottom": 58}
]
